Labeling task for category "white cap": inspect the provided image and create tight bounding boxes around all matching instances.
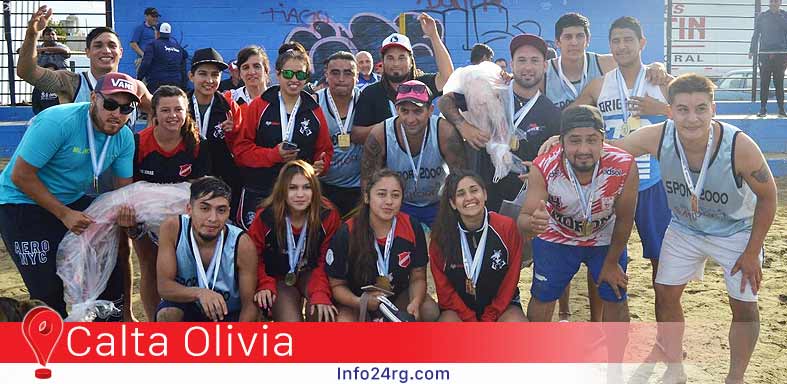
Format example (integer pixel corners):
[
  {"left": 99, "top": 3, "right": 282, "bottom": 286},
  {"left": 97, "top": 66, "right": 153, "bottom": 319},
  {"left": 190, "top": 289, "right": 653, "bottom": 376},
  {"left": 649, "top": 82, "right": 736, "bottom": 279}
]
[
  {"left": 381, "top": 33, "right": 412, "bottom": 53},
  {"left": 159, "top": 22, "right": 172, "bottom": 34}
]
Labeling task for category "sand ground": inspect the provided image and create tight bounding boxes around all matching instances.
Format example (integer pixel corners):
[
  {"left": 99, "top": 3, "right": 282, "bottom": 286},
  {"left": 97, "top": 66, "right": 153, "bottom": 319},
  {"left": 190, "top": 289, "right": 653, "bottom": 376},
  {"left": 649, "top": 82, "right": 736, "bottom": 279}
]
[{"left": 0, "top": 159, "right": 785, "bottom": 383}]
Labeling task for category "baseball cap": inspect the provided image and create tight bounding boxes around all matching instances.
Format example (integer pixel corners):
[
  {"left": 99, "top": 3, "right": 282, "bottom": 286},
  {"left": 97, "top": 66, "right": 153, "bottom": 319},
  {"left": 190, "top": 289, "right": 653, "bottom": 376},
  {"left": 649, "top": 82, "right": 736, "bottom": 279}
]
[
  {"left": 560, "top": 105, "right": 605, "bottom": 135},
  {"left": 144, "top": 7, "right": 160, "bottom": 17},
  {"left": 158, "top": 23, "right": 171, "bottom": 34},
  {"left": 381, "top": 33, "right": 413, "bottom": 54},
  {"left": 191, "top": 48, "right": 228, "bottom": 71},
  {"left": 395, "top": 80, "right": 432, "bottom": 107},
  {"left": 94, "top": 73, "right": 140, "bottom": 103},
  {"left": 509, "top": 33, "right": 548, "bottom": 58}
]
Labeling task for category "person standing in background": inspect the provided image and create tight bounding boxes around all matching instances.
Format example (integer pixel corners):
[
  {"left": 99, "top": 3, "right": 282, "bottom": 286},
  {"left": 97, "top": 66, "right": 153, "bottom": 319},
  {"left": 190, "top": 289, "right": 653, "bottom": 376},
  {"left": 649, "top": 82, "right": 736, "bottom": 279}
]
[
  {"left": 355, "top": 51, "right": 380, "bottom": 90},
  {"left": 750, "top": 0, "right": 787, "bottom": 117},
  {"left": 36, "top": 27, "right": 70, "bottom": 70},
  {"left": 137, "top": 23, "right": 188, "bottom": 93},
  {"left": 219, "top": 60, "right": 245, "bottom": 92},
  {"left": 469, "top": 43, "right": 494, "bottom": 65},
  {"left": 130, "top": 7, "right": 160, "bottom": 73}
]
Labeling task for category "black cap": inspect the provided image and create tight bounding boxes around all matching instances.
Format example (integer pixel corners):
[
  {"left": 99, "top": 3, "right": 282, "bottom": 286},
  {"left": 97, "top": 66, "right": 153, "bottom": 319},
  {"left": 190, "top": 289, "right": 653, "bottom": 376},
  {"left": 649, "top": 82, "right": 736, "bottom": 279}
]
[
  {"left": 560, "top": 105, "right": 605, "bottom": 135},
  {"left": 191, "top": 48, "right": 228, "bottom": 71},
  {"left": 509, "top": 34, "right": 547, "bottom": 58},
  {"left": 144, "top": 7, "right": 160, "bottom": 16}
]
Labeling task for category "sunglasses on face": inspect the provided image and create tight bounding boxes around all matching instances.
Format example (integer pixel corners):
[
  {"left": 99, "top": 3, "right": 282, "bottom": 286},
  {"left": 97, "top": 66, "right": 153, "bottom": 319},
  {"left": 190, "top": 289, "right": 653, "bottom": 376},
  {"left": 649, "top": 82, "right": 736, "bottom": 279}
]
[
  {"left": 397, "top": 83, "right": 427, "bottom": 94},
  {"left": 280, "top": 69, "right": 309, "bottom": 81},
  {"left": 97, "top": 93, "right": 136, "bottom": 115}
]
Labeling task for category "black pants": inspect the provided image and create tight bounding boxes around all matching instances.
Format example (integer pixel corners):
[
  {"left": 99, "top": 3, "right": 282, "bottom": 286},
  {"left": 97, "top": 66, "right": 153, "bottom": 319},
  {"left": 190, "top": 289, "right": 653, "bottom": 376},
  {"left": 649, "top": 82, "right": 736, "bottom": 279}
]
[
  {"left": 760, "top": 53, "right": 787, "bottom": 109},
  {"left": 321, "top": 182, "right": 361, "bottom": 218},
  {"left": 0, "top": 197, "right": 124, "bottom": 320}
]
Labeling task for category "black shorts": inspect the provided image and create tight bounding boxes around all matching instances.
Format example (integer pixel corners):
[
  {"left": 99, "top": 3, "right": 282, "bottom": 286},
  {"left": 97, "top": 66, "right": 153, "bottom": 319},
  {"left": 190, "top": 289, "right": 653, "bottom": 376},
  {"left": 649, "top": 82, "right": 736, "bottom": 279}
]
[
  {"left": 0, "top": 196, "right": 124, "bottom": 320},
  {"left": 320, "top": 182, "right": 361, "bottom": 218},
  {"left": 156, "top": 300, "right": 240, "bottom": 322}
]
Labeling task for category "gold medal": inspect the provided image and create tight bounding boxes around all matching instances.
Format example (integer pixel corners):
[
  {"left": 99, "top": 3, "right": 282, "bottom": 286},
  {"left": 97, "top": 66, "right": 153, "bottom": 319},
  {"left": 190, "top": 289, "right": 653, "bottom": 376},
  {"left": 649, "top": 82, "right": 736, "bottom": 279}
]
[
  {"left": 376, "top": 275, "right": 392, "bottom": 292},
  {"left": 285, "top": 272, "right": 297, "bottom": 286},
  {"left": 627, "top": 116, "right": 641, "bottom": 131},
  {"left": 581, "top": 221, "right": 593, "bottom": 237},
  {"left": 338, "top": 133, "right": 351, "bottom": 149},
  {"left": 690, "top": 194, "right": 699, "bottom": 214},
  {"left": 509, "top": 136, "right": 520, "bottom": 151},
  {"left": 619, "top": 122, "right": 631, "bottom": 137},
  {"left": 465, "top": 278, "right": 476, "bottom": 296}
]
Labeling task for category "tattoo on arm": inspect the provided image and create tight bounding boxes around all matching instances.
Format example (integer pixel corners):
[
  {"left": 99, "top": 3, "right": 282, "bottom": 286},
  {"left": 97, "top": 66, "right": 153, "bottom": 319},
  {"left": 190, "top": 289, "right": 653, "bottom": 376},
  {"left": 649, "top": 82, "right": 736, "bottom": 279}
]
[
  {"left": 361, "top": 131, "right": 385, "bottom": 188},
  {"left": 437, "top": 93, "right": 466, "bottom": 127},
  {"left": 750, "top": 162, "right": 771, "bottom": 183}
]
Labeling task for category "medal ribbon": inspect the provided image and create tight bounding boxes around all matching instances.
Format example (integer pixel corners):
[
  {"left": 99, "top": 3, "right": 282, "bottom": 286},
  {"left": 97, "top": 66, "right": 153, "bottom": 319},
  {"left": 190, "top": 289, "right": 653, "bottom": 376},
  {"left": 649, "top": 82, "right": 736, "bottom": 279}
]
[
  {"left": 564, "top": 157, "right": 600, "bottom": 235},
  {"left": 674, "top": 120, "right": 714, "bottom": 214},
  {"left": 326, "top": 88, "right": 356, "bottom": 136},
  {"left": 189, "top": 226, "right": 224, "bottom": 290},
  {"left": 556, "top": 54, "right": 588, "bottom": 99},
  {"left": 285, "top": 216, "right": 308, "bottom": 274},
  {"left": 388, "top": 100, "right": 397, "bottom": 117},
  {"left": 509, "top": 85, "right": 541, "bottom": 133},
  {"left": 458, "top": 209, "right": 489, "bottom": 287},
  {"left": 616, "top": 65, "right": 646, "bottom": 121},
  {"left": 192, "top": 94, "right": 214, "bottom": 138},
  {"left": 375, "top": 217, "right": 397, "bottom": 277},
  {"left": 399, "top": 123, "right": 430, "bottom": 186},
  {"left": 279, "top": 92, "right": 302, "bottom": 142},
  {"left": 86, "top": 110, "right": 112, "bottom": 190}
]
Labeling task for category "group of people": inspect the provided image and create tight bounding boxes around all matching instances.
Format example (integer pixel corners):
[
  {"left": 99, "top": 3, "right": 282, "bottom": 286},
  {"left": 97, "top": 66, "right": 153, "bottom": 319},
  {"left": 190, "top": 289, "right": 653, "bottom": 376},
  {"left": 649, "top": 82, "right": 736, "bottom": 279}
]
[{"left": 0, "top": 5, "right": 778, "bottom": 384}]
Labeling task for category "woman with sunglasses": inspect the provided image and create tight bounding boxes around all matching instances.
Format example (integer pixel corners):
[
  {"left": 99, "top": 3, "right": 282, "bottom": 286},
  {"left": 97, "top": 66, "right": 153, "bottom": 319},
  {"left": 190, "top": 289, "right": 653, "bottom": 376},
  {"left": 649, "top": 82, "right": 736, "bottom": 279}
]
[
  {"left": 326, "top": 168, "right": 439, "bottom": 322},
  {"left": 430, "top": 170, "right": 526, "bottom": 322},
  {"left": 223, "top": 45, "right": 270, "bottom": 112},
  {"left": 123, "top": 85, "right": 209, "bottom": 320},
  {"left": 247, "top": 160, "right": 340, "bottom": 322},
  {"left": 228, "top": 41, "right": 333, "bottom": 230}
]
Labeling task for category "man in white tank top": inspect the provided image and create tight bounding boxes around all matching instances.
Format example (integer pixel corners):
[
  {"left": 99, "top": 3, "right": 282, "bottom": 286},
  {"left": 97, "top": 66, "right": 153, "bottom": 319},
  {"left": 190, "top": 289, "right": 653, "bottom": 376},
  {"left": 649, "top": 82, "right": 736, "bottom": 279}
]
[{"left": 606, "top": 74, "right": 777, "bottom": 384}]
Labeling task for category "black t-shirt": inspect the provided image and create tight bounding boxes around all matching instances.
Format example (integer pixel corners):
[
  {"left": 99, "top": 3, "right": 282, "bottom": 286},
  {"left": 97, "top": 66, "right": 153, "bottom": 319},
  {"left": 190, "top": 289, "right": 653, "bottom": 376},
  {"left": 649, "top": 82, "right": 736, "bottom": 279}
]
[
  {"left": 32, "top": 88, "right": 60, "bottom": 115},
  {"left": 455, "top": 91, "right": 561, "bottom": 209},
  {"left": 353, "top": 73, "right": 439, "bottom": 127}
]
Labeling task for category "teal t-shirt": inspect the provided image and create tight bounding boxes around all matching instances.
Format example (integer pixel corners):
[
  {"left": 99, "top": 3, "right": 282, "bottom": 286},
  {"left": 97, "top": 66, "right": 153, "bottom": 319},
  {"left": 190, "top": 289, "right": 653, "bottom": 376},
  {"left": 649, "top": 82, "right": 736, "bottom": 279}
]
[{"left": 0, "top": 103, "right": 134, "bottom": 205}]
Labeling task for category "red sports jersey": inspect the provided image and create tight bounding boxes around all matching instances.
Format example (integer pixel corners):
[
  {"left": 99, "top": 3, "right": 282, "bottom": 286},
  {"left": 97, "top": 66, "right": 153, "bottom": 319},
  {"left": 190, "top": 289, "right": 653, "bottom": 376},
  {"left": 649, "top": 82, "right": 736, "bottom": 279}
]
[
  {"left": 134, "top": 126, "right": 209, "bottom": 183},
  {"left": 533, "top": 143, "right": 633, "bottom": 246}
]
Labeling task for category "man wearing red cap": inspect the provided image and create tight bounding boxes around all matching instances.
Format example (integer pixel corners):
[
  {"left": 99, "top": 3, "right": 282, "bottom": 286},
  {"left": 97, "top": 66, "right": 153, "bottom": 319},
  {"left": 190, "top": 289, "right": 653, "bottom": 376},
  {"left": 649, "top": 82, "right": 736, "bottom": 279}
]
[
  {"left": 0, "top": 73, "right": 140, "bottom": 320},
  {"left": 361, "top": 80, "right": 465, "bottom": 226},
  {"left": 352, "top": 13, "right": 454, "bottom": 144}
]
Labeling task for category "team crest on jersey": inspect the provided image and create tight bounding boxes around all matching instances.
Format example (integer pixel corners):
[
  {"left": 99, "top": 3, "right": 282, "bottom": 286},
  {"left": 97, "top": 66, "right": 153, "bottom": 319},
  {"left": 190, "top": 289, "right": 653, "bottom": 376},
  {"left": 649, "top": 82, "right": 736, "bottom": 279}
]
[
  {"left": 213, "top": 123, "right": 225, "bottom": 139},
  {"left": 398, "top": 251, "right": 411, "bottom": 268},
  {"left": 300, "top": 119, "right": 312, "bottom": 136},
  {"left": 490, "top": 250, "right": 506, "bottom": 271},
  {"left": 326, "top": 248, "right": 334, "bottom": 266},
  {"left": 179, "top": 164, "right": 192, "bottom": 177},
  {"left": 245, "top": 212, "right": 256, "bottom": 227}
]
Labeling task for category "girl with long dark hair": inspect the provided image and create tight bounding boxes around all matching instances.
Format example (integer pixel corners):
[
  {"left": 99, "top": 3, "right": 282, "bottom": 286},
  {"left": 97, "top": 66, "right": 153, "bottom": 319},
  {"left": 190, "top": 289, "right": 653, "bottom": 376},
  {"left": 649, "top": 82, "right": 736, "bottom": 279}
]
[
  {"left": 430, "top": 169, "right": 526, "bottom": 322},
  {"left": 247, "top": 160, "right": 340, "bottom": 322},
  {"left": 326, "top": 168, "right": 439, "bottom": 321}
]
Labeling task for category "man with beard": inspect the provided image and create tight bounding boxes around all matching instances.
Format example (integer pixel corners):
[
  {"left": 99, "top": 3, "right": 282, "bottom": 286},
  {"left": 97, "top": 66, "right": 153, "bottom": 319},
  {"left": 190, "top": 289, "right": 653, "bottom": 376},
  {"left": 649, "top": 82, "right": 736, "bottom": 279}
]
[
  {"left": 352, "top": 13, "right": 454, "bottom": 143},
  {"left": 361, "top": 80, "right": 465, "bottom": 226},
  {"left": 156, "top": 177, "right": 258, "bottom": 322},
  {"left": 316, "top": 52, "right": 364, "bottom": 216},
  {"left": 0, "top": 73, "right": 139, "bottom": 320},
  {"left": 439, "top": 34, "right": 561, "bottom": 210}
]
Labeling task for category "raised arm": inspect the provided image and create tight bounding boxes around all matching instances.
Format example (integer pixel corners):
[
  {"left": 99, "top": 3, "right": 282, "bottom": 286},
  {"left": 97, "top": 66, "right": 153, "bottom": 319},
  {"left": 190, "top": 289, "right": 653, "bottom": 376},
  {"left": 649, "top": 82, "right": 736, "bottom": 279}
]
[
  {"left": 419, "top": 13, "right": 454, "bottom": 91},
  {"left": 609, "top": 122, "right": 665, "bottom": 157}
]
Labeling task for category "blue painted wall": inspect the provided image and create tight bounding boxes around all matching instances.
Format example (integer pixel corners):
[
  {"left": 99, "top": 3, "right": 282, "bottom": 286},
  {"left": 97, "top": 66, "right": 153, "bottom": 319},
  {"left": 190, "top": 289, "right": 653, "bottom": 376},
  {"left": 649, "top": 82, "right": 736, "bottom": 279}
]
[{"left": 114, "top": 0, "right": 665, "bottom": 80}]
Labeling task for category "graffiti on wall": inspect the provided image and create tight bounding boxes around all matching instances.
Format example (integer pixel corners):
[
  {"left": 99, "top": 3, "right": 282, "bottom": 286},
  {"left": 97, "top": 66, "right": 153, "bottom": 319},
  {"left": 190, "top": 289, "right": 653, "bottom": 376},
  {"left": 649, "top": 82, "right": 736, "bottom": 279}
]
[{"left": 282, "top": 0, "right": 544, "bottom": 78}]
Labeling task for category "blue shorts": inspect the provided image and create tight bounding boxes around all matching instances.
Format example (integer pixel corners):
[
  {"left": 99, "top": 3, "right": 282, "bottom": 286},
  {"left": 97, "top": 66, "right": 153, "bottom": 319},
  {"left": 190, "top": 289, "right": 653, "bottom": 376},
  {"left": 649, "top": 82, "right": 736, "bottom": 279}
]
[
  {"left": 530, "top": 237, "right": 628, "bottom": 303},
  {"left": 156, "top": 300, "right": 240, "bottom": 322},
  {"left": 401, "top": 202, "right": 438, "bottom": 227},
  {"left": 635, "top": 182, "right": 671, "bottom": 259}
]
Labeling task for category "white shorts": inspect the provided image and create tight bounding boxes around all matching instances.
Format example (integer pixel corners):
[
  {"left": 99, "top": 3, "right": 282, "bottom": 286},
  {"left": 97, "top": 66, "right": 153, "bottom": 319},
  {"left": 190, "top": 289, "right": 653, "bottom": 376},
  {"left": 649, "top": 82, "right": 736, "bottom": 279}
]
[{"left": 655, "top": 225, "right": 762, "bottom": 302}]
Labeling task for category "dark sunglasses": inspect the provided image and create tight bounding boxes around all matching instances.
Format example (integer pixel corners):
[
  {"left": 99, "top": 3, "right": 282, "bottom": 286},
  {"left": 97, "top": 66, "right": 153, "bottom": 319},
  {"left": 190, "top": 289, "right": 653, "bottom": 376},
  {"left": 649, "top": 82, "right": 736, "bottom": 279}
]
[
  {"left": 97, "top": 93, "right": 136, "bottom": 115},
  {"left": 280, "top": 69, "right": 309, "bottom": 81},
  {"left": 397, "top": 83, "right": 428, "bottom": 94}
]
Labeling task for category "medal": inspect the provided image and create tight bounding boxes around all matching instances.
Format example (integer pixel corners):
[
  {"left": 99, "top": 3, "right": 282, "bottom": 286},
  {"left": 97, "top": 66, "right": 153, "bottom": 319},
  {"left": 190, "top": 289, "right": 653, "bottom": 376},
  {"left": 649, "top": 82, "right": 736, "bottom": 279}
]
[
  {"left": 615, "top": 66, "right": 646, "bottom": 138},
  {"left": 279, "top": 92, "right": 302, "bottom": 143},
  {"left": 509, "top": 136, "right": 520, "bottom": 151},
  {"left": 674, "top": 120, "right": 714, "bottom": 221},
  {"left": 376, "top": 275, "right": 393, "bottom": 292},
  {"left": 565, "top": 157, "right": 600, "bottom": 238},
  {"left": 580, "top": 221, "right": 593, "bottom": 237},
  {"left": 627, "top": 116, "right": 641, "bottom": 130},
  {"left": 86, "top": 110, "right": 112, "bottom": 195},
  {"left": 459, "top": 209, "right": 489, "bottom": 298},
  {"left": 465, "top": 278, "right": 476, "bottom": 296},
  {"left": 338, "top": 133, "right": 351, "bottom": 149},
  {"left": 285, "top": 272, "right": 297, "bottom": 286},
  {"left": 326, "top": 88, "right": 356, "bottom": 150},
  {"left": 619, "top": 122, "right": 631, "bottom": 137}
]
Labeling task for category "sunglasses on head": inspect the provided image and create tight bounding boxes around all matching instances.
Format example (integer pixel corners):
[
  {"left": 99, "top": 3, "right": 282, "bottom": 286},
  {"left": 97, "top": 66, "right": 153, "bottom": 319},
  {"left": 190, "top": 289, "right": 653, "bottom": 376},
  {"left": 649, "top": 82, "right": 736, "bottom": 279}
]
[
  {"left": 397, "top": 84, "right": 427, "bottom": 94},
  {"left": 97, "top": 93, "right": 136, "bottom": 115},
  {"left": 280, "top": 69, "right": 309, "bottom": 81}
]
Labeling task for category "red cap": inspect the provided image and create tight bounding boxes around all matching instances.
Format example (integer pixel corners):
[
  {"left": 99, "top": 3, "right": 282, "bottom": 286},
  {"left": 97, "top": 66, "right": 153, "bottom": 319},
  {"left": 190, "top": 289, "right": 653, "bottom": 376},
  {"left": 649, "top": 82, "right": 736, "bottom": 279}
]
[{"left": 94, "top": 72, "right": 140, "bottom": 103}]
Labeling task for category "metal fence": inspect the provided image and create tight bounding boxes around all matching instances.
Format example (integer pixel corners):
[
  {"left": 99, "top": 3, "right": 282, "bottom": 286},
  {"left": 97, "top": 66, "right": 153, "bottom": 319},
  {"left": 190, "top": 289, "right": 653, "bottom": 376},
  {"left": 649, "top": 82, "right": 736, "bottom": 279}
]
[{"left": 1, "top": 0, "right": 111, "bottom": 105}]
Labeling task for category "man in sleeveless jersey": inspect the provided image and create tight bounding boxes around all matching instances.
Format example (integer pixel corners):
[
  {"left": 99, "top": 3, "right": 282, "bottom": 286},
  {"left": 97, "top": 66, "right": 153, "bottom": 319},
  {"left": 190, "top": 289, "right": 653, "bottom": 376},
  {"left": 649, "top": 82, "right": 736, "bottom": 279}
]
[
  {"left": 519, "top": 105, "right": 638, "bottom": 323},
  {"left": 316, "top": 52, "right": 364, "bottom": 216},
  {"left": 570, "top": 16, "right": 672, "bottom": 321},
  {"left": 361, "top": 80, "right": 466, "bottom": 226},
  {"left": 607, "top": 74, "right": 776, "bottom": 384},
  {"left": 156, "top": 177, "right": 258, "bottom": 322}
]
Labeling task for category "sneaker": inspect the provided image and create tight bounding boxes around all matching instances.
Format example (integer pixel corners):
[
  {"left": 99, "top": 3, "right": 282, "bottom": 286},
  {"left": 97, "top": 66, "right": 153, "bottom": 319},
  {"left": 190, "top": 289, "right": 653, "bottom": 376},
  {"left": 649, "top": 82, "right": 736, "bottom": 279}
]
[{"left": 757, "top": 109, "right": 767, "bottom": 117}]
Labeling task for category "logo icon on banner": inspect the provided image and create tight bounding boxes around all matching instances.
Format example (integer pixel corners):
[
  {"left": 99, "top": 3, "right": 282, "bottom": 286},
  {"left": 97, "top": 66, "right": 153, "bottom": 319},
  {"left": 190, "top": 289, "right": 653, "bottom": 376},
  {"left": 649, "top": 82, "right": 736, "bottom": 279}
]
[
  {"left": 398, "top": 251, "right": 411, "bottom": 268},
  {"left": 21, "top": 306, "right": 63, "bottom": 379}
]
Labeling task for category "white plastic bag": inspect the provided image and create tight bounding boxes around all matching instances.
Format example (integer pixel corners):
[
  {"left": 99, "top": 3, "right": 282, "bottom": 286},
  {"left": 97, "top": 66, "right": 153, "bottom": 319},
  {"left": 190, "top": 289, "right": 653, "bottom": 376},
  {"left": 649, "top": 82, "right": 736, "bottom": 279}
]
[
  {"left": 57, "top": 181, "right": 191, "bottom": 321},
  {"left": 443, "top": 61, "right": 516, "bottom": 182}
]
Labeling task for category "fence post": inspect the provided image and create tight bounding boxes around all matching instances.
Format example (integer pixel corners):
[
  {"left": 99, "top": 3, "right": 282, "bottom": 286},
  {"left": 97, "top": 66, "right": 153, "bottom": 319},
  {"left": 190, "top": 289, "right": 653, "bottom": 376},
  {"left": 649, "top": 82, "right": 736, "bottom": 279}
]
[
  {"left": 666, "top": 0, "right": 673, "bottom": 74},
  {"left": 3, "top": 0, "right": 16, "bottom": 106},
  {"left": 752, "top": 0, "right": 760, "bottom": 103},
  {"left": 105, "top": 0, "right": 113, "bottom": 28}
]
